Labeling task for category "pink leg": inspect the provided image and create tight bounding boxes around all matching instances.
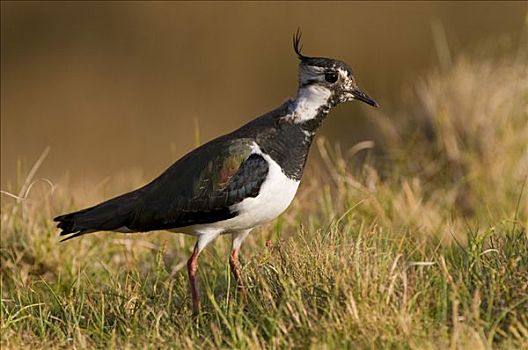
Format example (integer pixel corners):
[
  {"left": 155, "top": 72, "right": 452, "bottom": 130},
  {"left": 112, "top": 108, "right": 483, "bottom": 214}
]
[
  {"left": 229, "top": 229, "right": 251, "bottom": 294},
  {"left": 229, "top": 247, "right": 243, "bottom": 288},
  {"left": 187, "top": 247, "right": 200, "bottom": 313}
]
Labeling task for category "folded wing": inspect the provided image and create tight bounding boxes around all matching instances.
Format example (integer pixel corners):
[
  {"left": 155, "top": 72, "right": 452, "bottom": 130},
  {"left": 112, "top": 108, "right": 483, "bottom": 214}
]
[{"left": 55, "top": 138, "right": 269, "bottom": 240}]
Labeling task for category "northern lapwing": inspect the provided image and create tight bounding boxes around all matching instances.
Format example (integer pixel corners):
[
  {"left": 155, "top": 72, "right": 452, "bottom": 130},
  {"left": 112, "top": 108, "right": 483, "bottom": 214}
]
[{"left": 54, "top": 30, "right": 378, "bottom": 312}]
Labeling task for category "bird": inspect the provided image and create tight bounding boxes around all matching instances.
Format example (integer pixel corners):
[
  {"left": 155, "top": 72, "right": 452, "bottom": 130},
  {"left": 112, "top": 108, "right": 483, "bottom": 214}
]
[{"left": 54, "top": 30, "right": 378, "bottom": 313}]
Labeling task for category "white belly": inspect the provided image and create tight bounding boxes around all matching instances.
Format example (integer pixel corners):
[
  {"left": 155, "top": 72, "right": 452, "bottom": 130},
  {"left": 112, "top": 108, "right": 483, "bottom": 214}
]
[
  {"left": 178, "top": 146, "right": 300, "bottom": 235},
  {"left": 222, "top": 154, "right": 300, "bottom": 230}
]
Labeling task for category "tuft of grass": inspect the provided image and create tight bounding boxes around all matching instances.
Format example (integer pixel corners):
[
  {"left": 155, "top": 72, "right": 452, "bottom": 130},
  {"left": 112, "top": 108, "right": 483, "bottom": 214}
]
[{"left": 2, "top": 49, "right": 527, "bottom": 348}]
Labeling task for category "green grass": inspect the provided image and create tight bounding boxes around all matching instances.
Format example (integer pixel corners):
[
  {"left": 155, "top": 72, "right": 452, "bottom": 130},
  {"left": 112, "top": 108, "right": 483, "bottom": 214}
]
[{"left": 2, "top": 49, "right": 527, "bottom": 349}]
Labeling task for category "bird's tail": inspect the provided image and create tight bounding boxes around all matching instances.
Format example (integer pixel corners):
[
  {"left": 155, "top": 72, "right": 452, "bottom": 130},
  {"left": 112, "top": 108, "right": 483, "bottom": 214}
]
[{"left": 54, "top": 192, "right": 138, "bottom": 242}]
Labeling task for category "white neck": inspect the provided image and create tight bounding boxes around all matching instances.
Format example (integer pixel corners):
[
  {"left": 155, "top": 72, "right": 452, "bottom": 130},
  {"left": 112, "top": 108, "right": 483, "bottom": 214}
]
[{"left": 291, "top": 85, "right": 331, "bottom": 123}]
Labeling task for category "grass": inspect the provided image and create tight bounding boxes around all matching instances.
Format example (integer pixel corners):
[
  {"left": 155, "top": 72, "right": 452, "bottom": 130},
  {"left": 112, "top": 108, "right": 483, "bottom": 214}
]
[{"left": 1, "top": 47, "right": 527, "bottom": 348}]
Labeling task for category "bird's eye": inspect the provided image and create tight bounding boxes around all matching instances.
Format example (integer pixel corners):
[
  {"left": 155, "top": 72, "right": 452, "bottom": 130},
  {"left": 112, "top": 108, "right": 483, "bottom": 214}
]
[{"left": 324, "top": 72, "right": 338, "bottom": 83}]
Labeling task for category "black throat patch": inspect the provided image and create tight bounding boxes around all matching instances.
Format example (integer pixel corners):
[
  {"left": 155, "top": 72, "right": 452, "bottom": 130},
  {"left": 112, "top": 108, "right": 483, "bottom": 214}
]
[{"left": 254, "top": 100, "right": 334, "bottom": 181}]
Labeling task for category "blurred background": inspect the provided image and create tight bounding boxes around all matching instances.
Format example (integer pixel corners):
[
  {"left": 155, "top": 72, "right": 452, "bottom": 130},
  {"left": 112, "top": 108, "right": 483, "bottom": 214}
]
[{"left": 1, "top": 1, "right": 526, "bottom": 189}]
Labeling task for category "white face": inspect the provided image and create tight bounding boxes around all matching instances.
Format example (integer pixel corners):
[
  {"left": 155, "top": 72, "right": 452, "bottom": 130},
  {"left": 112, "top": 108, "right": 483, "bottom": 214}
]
[
  {"left": 289, "top": 65, "right": 357, "bottom": 123},
  {"left": 289, "top": 61, "right": 378, "bottom": 123},
  {"left": 299, "top": 65, "right": 358, "bottom": 103},
  {"left": 299, "top": 62, "right": 378, "bottom": 107}
]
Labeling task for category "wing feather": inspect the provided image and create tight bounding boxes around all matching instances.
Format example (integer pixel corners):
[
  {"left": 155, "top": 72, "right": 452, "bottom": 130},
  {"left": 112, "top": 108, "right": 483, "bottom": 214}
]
[{"left": 127, "top": 140, "right": 269, "bottom": 231}]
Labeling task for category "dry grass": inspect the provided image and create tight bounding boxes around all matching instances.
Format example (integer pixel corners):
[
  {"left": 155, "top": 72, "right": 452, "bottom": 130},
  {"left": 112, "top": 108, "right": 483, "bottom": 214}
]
[{"left": 1, "top": 48, "right": 527, "bottom": 349}]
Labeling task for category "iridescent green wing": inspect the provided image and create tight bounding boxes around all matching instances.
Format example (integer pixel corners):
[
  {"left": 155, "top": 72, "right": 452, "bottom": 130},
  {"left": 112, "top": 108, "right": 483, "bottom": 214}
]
[{"left": 128, "top": 138, "right": 269, "bottom": 231}]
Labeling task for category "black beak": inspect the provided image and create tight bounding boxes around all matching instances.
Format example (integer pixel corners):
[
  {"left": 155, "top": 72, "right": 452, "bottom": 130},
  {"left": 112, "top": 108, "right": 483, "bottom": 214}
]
[{"left": 350, "top": 88, "right": 379, "bottom": 107}]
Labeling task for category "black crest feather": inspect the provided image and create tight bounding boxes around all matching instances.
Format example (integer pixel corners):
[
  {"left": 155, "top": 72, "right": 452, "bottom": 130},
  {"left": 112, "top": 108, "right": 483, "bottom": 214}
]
[{"left": 293, "top": 28, "right": 308, "bottom": 60}]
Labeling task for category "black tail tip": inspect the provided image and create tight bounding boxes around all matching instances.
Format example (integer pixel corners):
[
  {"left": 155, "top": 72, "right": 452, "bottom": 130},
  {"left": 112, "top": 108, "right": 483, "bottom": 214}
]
[{"left": 53, "top": 214, "right": 76, "bottom": 236}]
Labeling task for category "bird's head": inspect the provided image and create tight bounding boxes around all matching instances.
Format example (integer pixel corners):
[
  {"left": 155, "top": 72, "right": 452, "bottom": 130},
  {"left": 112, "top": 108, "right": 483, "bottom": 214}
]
[{"left": 293, "top": 30, "right": 378, "bottom": 109}]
